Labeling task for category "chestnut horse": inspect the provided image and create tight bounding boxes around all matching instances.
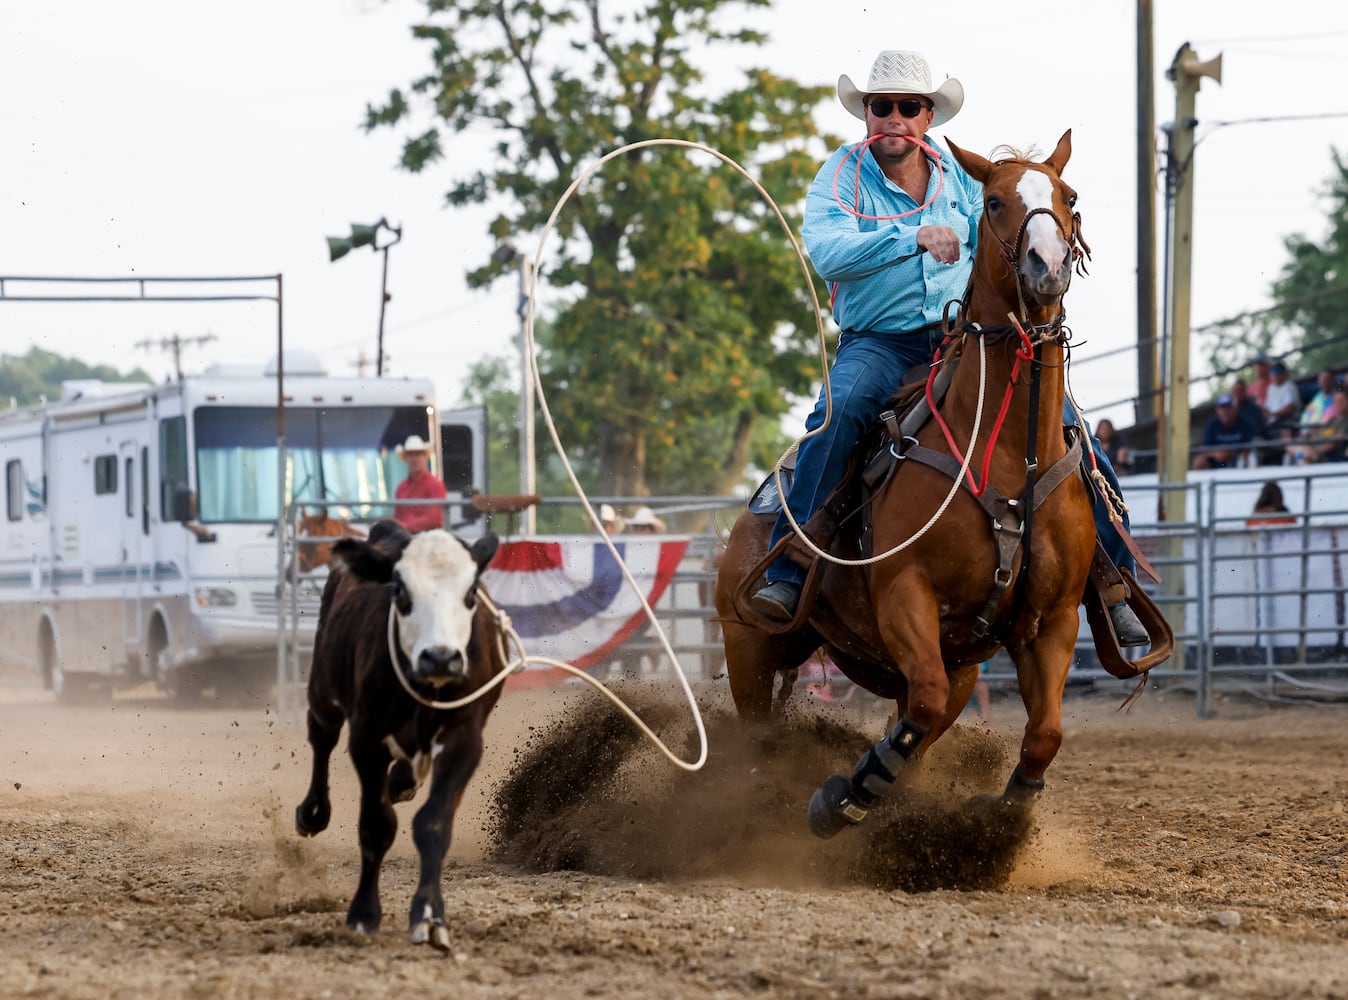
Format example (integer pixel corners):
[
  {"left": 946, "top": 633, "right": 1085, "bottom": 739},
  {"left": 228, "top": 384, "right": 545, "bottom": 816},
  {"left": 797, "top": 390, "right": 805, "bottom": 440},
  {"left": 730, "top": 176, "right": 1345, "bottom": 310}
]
[
  {"left": 295, "top": 509, "right": 366, "bottom": 575},
  {"left": 716, "top": 131, "right": 1101, "bottom": 838}
]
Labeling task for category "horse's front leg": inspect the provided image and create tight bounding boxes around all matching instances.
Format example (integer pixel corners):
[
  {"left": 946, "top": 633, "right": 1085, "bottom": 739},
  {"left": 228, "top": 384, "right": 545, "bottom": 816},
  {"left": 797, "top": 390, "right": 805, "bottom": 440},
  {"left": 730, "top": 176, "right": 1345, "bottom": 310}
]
[
  {"left": 1004, "top": 604, "right": 1079, "bottom": 803},
  {"left": 808, "top": 587, "right": 946, "bottom": 838}
]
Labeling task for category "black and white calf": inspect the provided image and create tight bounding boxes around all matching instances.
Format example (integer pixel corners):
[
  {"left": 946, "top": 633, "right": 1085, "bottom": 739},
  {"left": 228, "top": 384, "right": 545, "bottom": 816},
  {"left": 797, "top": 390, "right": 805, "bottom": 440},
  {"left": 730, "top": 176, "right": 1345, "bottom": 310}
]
[{"left": 295, "top": 519, "right": 503, "bottom": 950}]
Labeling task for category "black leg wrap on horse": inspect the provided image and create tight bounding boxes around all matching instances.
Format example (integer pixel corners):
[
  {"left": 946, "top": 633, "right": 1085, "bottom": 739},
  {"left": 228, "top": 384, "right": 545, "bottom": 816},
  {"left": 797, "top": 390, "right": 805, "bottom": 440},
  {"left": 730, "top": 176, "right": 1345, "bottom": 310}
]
[
  {"left": 1003, "top": 766, "right": 1046, "bottom": 803},
  {"left": 808, "top": 718, "right": 928, "bottom": 839}
]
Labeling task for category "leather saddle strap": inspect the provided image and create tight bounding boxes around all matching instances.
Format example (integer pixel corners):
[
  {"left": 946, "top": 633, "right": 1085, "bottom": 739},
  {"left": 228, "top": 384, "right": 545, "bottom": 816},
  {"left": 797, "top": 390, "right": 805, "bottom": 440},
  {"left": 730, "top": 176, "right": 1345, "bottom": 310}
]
[{"left": 901, "top": 434, "right": 1084, "bottom": 637}]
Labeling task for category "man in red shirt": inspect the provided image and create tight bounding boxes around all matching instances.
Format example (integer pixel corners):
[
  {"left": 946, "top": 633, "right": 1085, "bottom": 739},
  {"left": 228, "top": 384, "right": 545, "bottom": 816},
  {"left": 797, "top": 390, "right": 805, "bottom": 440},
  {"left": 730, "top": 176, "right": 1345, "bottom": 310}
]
[{"left": 393, "top": 434, "right": 447, "bottom": 533}]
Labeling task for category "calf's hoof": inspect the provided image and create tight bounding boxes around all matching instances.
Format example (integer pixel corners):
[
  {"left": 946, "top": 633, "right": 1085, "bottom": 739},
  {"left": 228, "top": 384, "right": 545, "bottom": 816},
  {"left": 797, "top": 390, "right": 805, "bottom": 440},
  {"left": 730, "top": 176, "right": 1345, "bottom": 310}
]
[
  {"left": 294, "top": 798, "right": 331, "bottom": 837},
  {"left": 410, "top": 919, "right": 451, "bottom": 951},
  {"left": 346, "top": 901, "right": 382, "bottom": 935}
]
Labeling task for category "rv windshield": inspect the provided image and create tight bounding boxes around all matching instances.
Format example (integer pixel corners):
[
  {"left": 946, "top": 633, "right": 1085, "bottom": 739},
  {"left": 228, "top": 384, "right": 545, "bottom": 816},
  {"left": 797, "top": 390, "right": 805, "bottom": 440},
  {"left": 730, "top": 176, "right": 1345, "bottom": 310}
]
[{"left": 193, "top": 406, "right": 430, "bottom": 523}]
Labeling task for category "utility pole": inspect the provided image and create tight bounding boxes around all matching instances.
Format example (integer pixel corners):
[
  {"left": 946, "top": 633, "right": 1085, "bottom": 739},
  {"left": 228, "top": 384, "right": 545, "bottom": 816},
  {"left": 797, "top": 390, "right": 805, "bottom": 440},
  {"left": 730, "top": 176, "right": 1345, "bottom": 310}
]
[
  {"left": 1160, "top": 43, "right": 1222, "bottom": 523},
  {"left": 1160, "top": 42, "right": 1221, "bottom": 673},
  {"left": 135, "top": 332, "right": 218, "bottom": 381},
  {"left": 1135, "top": 0, "right": 1158, "bottom": 429},
  {"left": 516, "top": 253, "right": 536, "bottom": 535}
]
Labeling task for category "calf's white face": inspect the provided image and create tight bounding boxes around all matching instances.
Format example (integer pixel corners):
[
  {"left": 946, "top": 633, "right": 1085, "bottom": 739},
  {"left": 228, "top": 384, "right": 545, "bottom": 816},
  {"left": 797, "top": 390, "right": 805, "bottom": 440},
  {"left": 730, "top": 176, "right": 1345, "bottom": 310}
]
[{"left": 391, "top": 532, "right": 484, "bottom": 685}]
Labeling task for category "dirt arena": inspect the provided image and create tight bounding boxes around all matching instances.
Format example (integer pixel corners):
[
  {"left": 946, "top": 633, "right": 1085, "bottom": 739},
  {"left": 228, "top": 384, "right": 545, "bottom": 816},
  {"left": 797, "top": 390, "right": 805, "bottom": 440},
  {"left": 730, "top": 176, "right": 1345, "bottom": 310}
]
[{"left": 2, "top": 662, "right": 1346, "bottom": 999}]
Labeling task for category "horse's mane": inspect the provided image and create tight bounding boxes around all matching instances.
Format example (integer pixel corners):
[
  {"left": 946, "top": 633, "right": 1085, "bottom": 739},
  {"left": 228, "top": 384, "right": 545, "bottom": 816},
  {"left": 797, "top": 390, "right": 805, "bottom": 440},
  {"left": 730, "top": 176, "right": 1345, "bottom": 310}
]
[{"left": 988, "top": 143, "right": 1044, "bottom": 166}]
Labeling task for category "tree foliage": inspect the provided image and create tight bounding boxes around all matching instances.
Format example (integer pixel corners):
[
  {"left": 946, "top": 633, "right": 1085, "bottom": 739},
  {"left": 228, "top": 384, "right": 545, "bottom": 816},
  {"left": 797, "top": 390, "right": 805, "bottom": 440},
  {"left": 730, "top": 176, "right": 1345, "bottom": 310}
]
[
  {"left": 1206, "top": 148, "right": 1348, "bottom": 380},
  {"left": 0, "top": 347, "right": 154, "bottom": 408},
  {"left": 373, "top": 0, "right": 838, "bottom": 497}
]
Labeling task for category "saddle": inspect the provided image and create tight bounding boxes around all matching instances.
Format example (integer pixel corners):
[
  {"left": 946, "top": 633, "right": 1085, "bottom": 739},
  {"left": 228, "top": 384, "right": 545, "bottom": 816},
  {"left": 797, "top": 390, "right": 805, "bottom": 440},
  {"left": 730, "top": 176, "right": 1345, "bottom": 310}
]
[{"left": 736, "top": 354, "right": 1173, "bottom": 680}]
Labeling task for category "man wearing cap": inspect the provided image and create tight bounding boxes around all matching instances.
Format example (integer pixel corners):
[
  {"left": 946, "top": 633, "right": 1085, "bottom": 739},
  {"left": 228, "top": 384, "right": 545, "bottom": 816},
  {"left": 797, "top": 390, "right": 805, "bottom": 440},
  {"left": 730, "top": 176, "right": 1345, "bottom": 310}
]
[
  {"left": 1193, "top": 395, "right": 1255, "bottom": 469},
  {"left": 1262, "top": 362, "right": 1301, "bottom": 430},
  {"left": 393, "top": 434, "right": 448, "bottom": 533},
  {"left": 750, "top": 48, "right": 1147, "bottom": 645}
]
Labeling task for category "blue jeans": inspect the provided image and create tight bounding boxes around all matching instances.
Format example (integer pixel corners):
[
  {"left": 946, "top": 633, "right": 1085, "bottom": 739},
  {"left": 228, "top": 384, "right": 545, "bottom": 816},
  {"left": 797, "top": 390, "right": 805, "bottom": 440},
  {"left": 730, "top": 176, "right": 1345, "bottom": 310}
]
[
  {"left": 1066, "top": 406, "right": 1136, "bottom": 574},
  {"left": 766, "top": 332, "right": 1135, "bottom": 585}
]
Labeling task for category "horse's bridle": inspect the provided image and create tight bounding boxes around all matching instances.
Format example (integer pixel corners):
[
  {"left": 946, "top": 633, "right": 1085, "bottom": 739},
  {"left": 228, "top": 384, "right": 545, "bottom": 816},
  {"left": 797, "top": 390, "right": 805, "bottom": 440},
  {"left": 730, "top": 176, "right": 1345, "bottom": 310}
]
[{"left": 988, "top": 203, "right": 1093, "bottom": 278}]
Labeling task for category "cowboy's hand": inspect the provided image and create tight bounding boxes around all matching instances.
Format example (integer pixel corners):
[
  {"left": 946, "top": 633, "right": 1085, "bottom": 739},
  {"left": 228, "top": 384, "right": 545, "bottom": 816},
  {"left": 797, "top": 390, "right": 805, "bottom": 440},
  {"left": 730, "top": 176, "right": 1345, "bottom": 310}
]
[{"left": 917, "top": 226, "right": 961, "bottom": 264}]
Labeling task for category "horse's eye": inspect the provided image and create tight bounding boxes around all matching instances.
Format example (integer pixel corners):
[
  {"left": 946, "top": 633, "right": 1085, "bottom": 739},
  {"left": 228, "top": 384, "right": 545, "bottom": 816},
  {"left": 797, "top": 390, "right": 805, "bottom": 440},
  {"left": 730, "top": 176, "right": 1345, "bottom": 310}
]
[
  {"left": 1067, "top": 194, "right": 1077, "bottom": 208},
  {"left": 463, "top": 584, "right": 478, "bottom": 611},
  {"left": 986, "top": 196, "right": 1001, "bottom": 212}
]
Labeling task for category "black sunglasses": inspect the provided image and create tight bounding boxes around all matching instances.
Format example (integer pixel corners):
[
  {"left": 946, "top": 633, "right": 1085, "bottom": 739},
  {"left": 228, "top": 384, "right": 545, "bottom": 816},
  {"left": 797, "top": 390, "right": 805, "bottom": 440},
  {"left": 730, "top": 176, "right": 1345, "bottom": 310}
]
[{"left": 866, "top": 97, "right": 932, "bottom": 119}]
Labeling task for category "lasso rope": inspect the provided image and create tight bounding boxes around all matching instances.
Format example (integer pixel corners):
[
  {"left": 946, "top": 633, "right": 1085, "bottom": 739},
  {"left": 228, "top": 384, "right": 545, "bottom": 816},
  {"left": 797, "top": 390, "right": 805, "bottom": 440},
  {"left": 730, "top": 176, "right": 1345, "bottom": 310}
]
[
  {"left": 503, "top": 138, "right": 846, "bottom": 773},
  {"left": 383, "top": 592, "right": 706, "bottom": 771}
]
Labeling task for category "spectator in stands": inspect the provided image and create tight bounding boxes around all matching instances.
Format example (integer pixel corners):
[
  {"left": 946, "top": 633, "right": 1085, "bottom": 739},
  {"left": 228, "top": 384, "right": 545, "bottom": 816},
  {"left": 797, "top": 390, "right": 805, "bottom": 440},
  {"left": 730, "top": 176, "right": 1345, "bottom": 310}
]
[
  {"left": 1289, "top": 369, "right": 1338, "bottom": 463},
  {"left": 1193, "top": 393, "right": 1256, "bottom": 469},
  {"left": 393, "top": 435, "right": 448, "bottom": 533},
  {"left": 599, "top": 503, "right": 625, "bottom": 535},
  {"left": 1249, "top": 353, "right": 1273, "bottom": 408},
  {"left": 1094, "top": 418, "right": 1131, "bottom": 475},
  {"left": 1263, "top": 362, "right": 1301, "bottom": 433},
  {"left": 628, "top": 505, "right": 666, "bottom": 534},
  {"left": 1230, "top": 378, "right": 1266, "bottom": 438},
  {"left": 1304, "top": 389, "right": 1348, "bottom": 464},
  {"left": 1301, "top": 369, "right": 1338, "bottom": 428},
  {"left": 1247, "top": 480, "right": 1295, "bottom": 527}
]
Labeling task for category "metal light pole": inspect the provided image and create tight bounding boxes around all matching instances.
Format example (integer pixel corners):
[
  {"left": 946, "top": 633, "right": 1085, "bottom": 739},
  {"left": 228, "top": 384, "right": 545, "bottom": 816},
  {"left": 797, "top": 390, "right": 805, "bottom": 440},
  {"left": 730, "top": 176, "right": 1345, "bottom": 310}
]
[{"left": 326, "top": 219, "right": 403, "bottom": 376}]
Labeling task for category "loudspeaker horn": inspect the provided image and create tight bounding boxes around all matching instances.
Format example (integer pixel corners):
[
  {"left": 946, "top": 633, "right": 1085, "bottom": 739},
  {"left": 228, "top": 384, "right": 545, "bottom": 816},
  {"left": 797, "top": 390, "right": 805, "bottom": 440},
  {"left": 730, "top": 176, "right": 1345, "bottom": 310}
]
[
  {"left": 326, "top": 236, "right": 353, "bottom": 262},
  {"left": 349, "top": 223, "right": 379, "bottom": 249},
  {"left": 1185, "top": 52, "right": 1222, "bottom": 84}
]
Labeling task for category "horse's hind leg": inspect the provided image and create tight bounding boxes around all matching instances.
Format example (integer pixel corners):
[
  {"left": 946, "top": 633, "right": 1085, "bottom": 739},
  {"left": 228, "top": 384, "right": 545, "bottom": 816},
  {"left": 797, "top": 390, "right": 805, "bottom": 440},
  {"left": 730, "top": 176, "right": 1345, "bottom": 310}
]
[{"left": 722, "top": 621, "right": 818, "bottom": 724}]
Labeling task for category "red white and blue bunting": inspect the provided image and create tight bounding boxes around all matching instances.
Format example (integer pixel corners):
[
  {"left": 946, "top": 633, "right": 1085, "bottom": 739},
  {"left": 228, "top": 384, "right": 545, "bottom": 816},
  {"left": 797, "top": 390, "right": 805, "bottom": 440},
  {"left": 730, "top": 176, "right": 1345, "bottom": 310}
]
[{"left": 483, "top": 537, "right": 689, "bottom": 683}]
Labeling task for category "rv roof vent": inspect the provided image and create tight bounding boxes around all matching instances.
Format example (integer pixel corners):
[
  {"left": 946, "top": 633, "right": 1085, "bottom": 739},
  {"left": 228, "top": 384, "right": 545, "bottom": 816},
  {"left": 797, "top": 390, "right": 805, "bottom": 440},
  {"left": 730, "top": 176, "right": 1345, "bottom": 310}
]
[{"left": 263, "top": 350, "right": 326, "bottom": 377}]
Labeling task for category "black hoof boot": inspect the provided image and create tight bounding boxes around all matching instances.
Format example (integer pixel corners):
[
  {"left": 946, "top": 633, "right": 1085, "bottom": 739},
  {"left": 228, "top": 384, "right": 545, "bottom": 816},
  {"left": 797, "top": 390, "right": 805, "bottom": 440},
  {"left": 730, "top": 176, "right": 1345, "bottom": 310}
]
[
  {"left": 808, "top": 774, "right": 869, "bottom": 838},
  {"left": 1002, "top": 766, "right": 1045, "bottom": 805},
  {"left": 807, "top": 718, "right": 928, "bottom": 839}
]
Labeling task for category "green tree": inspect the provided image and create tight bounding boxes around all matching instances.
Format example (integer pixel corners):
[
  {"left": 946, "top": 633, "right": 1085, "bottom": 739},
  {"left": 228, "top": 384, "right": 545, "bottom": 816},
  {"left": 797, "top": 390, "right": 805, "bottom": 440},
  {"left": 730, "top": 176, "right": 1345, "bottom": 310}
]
[
  {"left": 372, "top": 0, "right": 836, "bottom": 498},
  {"left": 1206, "top": 149, "right": 1348, "bottom": 379},
  {"left": 0, "top": 347, "right": 154, "bottom": 408}
]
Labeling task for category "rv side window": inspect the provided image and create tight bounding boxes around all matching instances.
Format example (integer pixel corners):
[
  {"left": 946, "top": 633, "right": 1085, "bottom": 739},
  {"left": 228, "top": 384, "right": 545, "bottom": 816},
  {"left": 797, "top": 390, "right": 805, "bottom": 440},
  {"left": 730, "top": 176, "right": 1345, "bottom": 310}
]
[
  {"left": 441, "top": 425, "right": 474, "bottom": 493},
  {"left": 160, "top": 416, "right": 189, "bottom": 520},
  {"left": 5, "top": 460, "right": 21, "bottom": 522},
  {"left": 94, "top": 454, "right": 118, "bottom": 496},
  {"left": 141, "top": 447, "right": 150, "bottom": 535},
  {"left": 125, "top": 457, "right": 135, "bottom": 518}
]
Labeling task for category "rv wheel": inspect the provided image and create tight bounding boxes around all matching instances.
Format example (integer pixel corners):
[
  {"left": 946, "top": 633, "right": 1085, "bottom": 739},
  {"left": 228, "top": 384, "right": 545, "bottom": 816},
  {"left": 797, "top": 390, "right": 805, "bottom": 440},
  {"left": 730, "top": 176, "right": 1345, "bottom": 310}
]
[
  {"left": 149, "top": 625, "right": 202, "bottom": 704},
  {"left": 42, "top": 627, "right": 106, "bottom": 705}
]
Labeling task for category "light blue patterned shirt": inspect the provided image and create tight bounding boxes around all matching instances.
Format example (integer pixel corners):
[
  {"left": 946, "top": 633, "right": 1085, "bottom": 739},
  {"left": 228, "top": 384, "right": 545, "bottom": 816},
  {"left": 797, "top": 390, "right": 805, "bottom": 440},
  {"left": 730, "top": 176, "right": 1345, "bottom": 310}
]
[{"left": 802, "top": 139, "right": 983, "bottom": 334}]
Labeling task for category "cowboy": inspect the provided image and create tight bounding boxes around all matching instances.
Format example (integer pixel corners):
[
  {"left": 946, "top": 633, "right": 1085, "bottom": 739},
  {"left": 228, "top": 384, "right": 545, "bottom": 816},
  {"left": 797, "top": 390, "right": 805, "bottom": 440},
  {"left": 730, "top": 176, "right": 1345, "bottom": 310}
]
[
  {"left": 393, "top": 434, "right": 448, "bottom": 534},
  {"left": 750, "top": 48, "right": 1147, "bottom": 645},
  {"left": 627, "top": 505, "right": 666, "bottom": 534},
  {"left": 600, "top": 503, "right": 625, "bottom": 535}
]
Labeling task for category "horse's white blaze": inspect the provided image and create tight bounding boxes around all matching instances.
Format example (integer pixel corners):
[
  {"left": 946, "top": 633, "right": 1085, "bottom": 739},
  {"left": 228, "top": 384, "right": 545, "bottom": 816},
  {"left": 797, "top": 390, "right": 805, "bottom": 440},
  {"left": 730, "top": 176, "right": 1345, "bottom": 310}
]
[
  {"left": 1015, "top": 169, "right": 1068, "bottom": 276},
  {"left": 393, "top": 531, "right": 480, "bottom": 670}
]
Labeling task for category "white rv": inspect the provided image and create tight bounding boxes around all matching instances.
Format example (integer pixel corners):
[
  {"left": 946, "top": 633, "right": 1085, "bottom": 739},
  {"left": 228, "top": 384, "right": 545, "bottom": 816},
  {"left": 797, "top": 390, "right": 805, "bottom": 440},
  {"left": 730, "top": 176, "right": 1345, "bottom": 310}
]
[{"left": 0, "top": 358, "right": 482, "bottom": 702}]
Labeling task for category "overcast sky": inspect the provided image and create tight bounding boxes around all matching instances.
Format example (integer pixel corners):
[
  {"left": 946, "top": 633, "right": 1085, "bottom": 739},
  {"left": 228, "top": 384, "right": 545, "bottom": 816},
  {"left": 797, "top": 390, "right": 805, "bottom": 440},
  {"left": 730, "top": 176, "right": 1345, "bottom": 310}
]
[{"left": 3, "top": 0, "right": 1346, "bottom": 435}]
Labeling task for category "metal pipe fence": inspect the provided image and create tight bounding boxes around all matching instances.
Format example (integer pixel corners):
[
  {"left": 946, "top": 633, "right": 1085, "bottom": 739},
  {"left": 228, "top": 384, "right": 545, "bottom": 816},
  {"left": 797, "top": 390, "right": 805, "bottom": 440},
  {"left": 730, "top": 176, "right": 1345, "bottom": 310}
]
[{"left": 273, "top": 480, "right": 1348, "bottom": 718}]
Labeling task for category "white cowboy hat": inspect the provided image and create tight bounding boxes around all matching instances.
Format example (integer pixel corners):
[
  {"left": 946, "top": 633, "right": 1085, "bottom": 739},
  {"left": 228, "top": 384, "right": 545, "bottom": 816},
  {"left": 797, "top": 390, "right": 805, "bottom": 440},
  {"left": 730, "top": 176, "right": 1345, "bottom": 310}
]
[
  {"left": 837, "top": 50, "right": 964, "bottom": 127},
  {"left": 396, "top": 434, "right": 432, "bottom": 456},
  {"left": 628, "top": 505, "right": 666, "bottom": 531},
  {"left": 599, "top": 503, "right": 619, "bottom": 524}
]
